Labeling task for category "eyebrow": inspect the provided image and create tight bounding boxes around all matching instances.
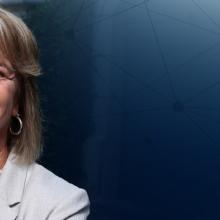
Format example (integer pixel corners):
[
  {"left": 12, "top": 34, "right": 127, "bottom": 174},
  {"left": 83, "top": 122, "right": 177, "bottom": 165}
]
[
  {"left": 0, "top": 62, "right": 9, "bottom": 68},
  {"left": 0, "top": 62, "right": 15, "bottom": 71},
  {"left": 0, "top": 62, "right": 6, "bottom": 66}
]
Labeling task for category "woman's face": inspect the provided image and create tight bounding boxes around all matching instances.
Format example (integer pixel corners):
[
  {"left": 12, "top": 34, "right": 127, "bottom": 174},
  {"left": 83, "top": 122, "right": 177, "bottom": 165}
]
[{"left": 0, "top": 56, "right": 18, "bottom": 136}]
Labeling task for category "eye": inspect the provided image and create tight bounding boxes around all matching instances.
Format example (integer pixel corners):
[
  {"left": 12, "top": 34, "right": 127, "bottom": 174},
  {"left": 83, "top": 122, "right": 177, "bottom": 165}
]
[
  {"left": 0, "top": 66, "right": 11, "bottom": 79},
  {"left": 0, "top": 70, "right": 6, "bottom": 78},
  {"left": 0, "top": 65, "right": 15, "bottom": 80}
]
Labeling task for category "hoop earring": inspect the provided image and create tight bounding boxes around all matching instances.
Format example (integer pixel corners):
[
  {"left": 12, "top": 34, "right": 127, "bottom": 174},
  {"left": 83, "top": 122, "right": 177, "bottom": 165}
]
[{"left": 10, "top": 114, "right": 23, "bottom": 136}]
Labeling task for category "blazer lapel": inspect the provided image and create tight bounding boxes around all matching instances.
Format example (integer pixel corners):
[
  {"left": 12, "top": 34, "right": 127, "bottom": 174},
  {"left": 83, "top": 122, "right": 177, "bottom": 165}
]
[
  {"left": 0, "top": 150, "right": 30, "bottom": 220},
  {"left": 0, "top": 198, "right": 17, "bottom": 220}
]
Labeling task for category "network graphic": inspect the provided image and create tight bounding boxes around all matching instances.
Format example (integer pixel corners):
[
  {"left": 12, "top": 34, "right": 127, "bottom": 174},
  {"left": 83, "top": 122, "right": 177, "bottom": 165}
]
[
  {"left": 28, "top": 0, "right": 220, "bottom": 219},
  {"left": 73, "top": 0, "right": 220, "bottom": 147}
]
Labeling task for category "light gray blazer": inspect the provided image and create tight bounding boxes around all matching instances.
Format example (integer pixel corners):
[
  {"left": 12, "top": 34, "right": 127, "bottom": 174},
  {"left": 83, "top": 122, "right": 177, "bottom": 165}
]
[{"left": 0, "top": 151, "right": 90, "bottom": 220}]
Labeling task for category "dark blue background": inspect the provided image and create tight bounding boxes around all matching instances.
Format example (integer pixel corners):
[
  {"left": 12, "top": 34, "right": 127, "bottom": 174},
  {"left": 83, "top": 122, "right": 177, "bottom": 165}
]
[{"left": 12, "top": 0, "right": 220, "bottom": 219}]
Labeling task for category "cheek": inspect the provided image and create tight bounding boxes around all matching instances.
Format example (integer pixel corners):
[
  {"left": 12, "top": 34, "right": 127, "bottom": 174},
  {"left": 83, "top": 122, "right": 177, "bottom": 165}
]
[{"left": 0, "top": 82, "right": 17, "bottom": 129}]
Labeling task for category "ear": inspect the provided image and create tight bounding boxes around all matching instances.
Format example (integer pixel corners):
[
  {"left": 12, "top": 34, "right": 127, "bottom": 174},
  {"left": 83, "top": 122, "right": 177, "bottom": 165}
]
[{"left": 12, "top": 103, "right": 19, "bottom": 117}]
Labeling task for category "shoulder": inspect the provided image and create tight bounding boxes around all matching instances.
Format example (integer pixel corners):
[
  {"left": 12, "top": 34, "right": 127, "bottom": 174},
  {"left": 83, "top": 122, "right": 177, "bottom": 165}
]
[
  {"left": 23, "top": 162, "right": 90, "bottom": 219},
  {"left": 29, "top": 163, "right": 84, "bottom": 199}
]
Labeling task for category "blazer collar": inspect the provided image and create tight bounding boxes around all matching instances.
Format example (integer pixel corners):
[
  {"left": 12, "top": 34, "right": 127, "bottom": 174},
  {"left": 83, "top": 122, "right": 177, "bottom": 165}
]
[{"left": 0, "top": 150, "right": 30, "bottom": 219}]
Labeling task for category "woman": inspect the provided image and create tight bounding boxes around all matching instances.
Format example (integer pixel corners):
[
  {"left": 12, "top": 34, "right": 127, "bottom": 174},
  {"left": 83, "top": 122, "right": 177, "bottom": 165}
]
[{"left": 0, "top": 7, "right": 90, "bottom": 220}]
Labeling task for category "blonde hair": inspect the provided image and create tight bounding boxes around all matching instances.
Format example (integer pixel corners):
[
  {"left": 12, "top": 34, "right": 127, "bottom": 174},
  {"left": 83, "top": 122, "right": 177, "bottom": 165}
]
[{"left": 0, "top": 7, "right": 43, "bottom": 164}]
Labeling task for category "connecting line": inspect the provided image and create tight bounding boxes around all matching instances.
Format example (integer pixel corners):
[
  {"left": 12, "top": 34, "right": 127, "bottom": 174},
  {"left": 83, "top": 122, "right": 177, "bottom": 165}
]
[
  {"left": 74, "top": 38, "right": 170, "bottom": 118},
  {"left": 149, "top": 9, "right": 220, "bottom": 37},
  {"left": 120, "top": 0, "right": 143, "bottom": 6},
  {"left": 183, "top": 111, "right": 219, "bottom": 147},
  {"left": 97, "top": 0, "right": 107, "bottom": 17},
  {"left": 180, "top": 1, "right": 220, "bottom": 105},
  {"left": 183, "top": 81, "right": 220, "bottom": 105},
  {"left": 188, "top": 109, "right": 220, "bottom": 125},
  {"left": 83, "top": 0, "right": 101, "bottom": 11},
  {"left": 191, "top": 0, "right": 220, "bottom": 31},
  {"left": 75, "top": 1, "right": 145, "bottom": 33},
  {"left": 75, "top": 40, "right": 124, "bottom": 109},
  {"left": 149, "top": 41, "right": 220, "bottom": 88},
  {"left": 73, "top": 0, "right": 87, "bottom": 27},
  {"left": 75, "top": 1, "right": 220, "bottom": 106},
  {"left": 74, "top": 33, "right": 175, "bottom": 104},
  {"left": 88, "top": 107, "right": 164, "bottom": 119},
  {"left": 185, "top": 106, "right": 220, "bottom": 111},
  {"left": 143, "top": 0, "right": 178, "bottom": 102},
  {"left": 94, "top": 54, "right": 174, "bottom": 103}
]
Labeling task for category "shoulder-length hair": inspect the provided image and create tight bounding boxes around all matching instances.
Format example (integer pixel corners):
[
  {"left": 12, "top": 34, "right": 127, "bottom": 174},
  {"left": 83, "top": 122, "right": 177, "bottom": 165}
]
[{"left": 0, "top": 7, "right": 43, "bottom": 164}]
